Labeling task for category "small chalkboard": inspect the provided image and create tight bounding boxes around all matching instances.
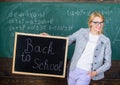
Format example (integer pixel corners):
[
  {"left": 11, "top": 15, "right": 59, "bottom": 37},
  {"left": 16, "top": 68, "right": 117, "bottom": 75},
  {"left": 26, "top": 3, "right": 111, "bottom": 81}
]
[{"left": 12, "top": 32, "right": 68, "bottom": 78}]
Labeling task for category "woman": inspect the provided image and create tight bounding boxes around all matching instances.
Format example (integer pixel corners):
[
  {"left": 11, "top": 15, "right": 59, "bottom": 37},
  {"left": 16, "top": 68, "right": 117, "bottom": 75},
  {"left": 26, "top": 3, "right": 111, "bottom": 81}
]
[{"left": 67, "top": 12, "right": 112, "bottom": 85}]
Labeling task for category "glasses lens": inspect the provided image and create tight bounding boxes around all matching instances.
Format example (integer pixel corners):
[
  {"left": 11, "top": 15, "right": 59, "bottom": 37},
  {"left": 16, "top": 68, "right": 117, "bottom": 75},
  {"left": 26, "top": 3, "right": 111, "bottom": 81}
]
[{"left": 92, "top": 21, "right": 104, "bottom": 25}]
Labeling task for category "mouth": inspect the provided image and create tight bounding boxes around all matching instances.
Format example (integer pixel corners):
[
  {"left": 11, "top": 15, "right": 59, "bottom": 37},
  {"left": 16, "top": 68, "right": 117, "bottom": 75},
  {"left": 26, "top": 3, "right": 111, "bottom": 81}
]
[{"left": 95, "top": 27, "right": 102, "bottom": 31}]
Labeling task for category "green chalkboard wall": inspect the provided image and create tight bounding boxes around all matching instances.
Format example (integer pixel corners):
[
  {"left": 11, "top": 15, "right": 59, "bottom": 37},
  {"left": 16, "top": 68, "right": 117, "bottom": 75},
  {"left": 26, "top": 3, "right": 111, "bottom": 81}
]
[{"left": 0, "top": 2, "right": 120, "bottom": 60}]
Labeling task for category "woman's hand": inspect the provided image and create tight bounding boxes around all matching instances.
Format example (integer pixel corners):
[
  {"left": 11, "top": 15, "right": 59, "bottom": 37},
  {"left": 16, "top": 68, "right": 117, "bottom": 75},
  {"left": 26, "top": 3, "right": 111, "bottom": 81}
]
[
  {"left": 88, "top": 71, "right": 97, "bottom": 78},
  {"left": 40, "top": 32, "right": 49, "bottom": 36}
]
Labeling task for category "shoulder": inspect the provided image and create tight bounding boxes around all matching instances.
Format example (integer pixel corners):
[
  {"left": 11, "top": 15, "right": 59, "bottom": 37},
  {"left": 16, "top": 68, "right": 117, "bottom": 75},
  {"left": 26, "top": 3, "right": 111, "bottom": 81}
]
[
  {"left": 70, "top": 28, "right": 89, "bottom": 37},
  {"left": 78, "top": 28, "right": 89, "bottom": 34},
  {"left": 79, "top": 28, "right": 89, "bottom": 32}
]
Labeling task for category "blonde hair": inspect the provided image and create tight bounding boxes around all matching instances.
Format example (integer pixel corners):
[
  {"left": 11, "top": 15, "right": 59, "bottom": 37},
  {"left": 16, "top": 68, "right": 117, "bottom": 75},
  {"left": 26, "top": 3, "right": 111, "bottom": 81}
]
[{"left": 88, "top": 12, "right": 104, "bottom": 34}]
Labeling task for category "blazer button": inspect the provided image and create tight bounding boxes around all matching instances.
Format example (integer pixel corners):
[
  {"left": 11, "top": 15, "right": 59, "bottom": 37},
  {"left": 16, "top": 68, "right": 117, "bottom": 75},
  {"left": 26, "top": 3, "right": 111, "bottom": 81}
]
[
  {"left": 101, "top": 41, "right": 104, "bottom": 44},
  {"left": 96, "top": 49, "right": 98, "bottom": 50}
]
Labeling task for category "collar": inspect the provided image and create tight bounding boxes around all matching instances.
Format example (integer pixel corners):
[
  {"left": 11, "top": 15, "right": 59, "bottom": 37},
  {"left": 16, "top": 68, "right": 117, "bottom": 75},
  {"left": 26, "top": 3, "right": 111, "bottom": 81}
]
[{"left": 84, "top": 28, "right": 106, "bottom": 45}]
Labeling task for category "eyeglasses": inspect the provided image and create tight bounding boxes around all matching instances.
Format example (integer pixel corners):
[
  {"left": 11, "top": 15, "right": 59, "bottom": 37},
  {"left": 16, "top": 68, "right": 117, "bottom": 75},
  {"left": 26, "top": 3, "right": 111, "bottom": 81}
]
[{"left": 92, "top": 21, "right": 104, "bottom": 26}]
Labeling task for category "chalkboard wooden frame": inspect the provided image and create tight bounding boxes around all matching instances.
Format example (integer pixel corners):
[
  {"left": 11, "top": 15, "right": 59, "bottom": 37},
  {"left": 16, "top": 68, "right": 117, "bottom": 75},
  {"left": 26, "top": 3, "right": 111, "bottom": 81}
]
[{"left": 12, "top": 32, "right": 68, "bottom": 78}]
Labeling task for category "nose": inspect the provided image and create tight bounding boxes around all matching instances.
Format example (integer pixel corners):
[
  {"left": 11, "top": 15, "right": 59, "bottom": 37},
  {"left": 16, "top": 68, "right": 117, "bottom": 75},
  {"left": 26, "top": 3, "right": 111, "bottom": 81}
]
[{"left": 98, "top": 23, "right": 101, "bottom": 26}]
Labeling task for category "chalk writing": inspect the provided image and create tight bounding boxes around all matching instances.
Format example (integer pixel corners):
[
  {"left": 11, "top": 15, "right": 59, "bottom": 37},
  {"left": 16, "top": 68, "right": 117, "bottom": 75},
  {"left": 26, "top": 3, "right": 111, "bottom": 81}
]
[
  {"left": 20, "top": 38, "right": 55, "bottom": 63},
  {"left": 21, "top": 52, "right": 31, "bottom": 62},
  {"left": 67, "top": 9, "right": 86, "bottom": 16},
  {"left": 23, "top": 38, "right": 55, "bottom": 55},
  {"left": 67, "top": 8, "right": 113, "bottom": 16},
  {"left": 112, "top": 26, "right": 120, "bottom": 44},
  {"left": 8, "top": 18, "right": 54, "bottom": 25},
  {"left": 48, "top": 25, "right": 73, "bottom": 31},
  {"left": 32, "top": 59, "right": 63, "bottom": 71},
  {"left": 7, "top": 10, "right": 73, "bottom": 38},
  {"left": 8, "top": 11, "right": 45, "bottom": 18}
]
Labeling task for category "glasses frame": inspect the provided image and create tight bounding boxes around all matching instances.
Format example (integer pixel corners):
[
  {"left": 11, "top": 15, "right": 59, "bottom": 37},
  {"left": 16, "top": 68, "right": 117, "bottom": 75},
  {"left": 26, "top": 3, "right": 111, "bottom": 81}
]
[{"left": 92, "top": 21, "right": 104, "bottom": 26}]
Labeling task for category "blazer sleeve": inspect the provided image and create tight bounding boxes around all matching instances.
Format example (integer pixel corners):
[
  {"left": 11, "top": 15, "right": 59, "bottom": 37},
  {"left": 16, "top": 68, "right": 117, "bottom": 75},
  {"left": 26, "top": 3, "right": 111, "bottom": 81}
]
[{"left": 68, "top": 28, "right": 83, "bottom": 45}]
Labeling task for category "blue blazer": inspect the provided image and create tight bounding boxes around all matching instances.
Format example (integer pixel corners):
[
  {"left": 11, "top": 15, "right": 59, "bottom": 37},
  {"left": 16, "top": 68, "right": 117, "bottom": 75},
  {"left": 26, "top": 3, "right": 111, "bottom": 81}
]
[{"left": 68, "top": 28, "right": 112, "bottom": 80}]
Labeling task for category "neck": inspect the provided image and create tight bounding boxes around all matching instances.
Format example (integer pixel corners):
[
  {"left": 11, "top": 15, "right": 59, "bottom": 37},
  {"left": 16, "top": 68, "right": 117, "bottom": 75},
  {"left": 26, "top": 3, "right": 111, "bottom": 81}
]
[{"left": 90, "top": 30, "right": 100, "bottom": 35}]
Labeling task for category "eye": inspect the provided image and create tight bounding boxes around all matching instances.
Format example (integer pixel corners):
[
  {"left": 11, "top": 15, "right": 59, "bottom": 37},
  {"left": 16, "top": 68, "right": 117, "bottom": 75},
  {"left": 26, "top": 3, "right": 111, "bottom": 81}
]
[{"left": 92, "top": 21, "right": 104, "bottom": 25}]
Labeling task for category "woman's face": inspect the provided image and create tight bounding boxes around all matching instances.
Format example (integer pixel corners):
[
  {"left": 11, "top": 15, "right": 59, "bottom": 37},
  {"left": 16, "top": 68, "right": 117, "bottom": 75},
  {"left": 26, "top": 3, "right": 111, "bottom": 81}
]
[{"left": 90, "top": 16, "right": 104, "bottom": 34}]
